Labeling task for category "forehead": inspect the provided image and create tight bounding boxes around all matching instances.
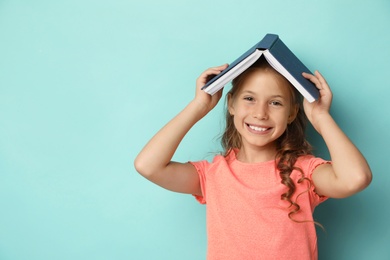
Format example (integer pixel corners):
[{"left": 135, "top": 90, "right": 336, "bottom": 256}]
[{"left": 237, "top": 69, "right": 292, "bottom": 97}]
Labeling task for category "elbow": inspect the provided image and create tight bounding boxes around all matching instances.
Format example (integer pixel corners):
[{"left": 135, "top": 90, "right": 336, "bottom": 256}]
[
  {"left": 134, "top": 156, "right": 152, "bottom": 179},
  {"left": 134, "top": 155, "right": 165, "bottom": 183},
  {"left": 359, "top": 169, "right": 373, "bottom": 189},
  {"left": 357, "top": 166, "right": 373, "bottom": 190},
  {"left": 343, "top": 169, "right": 373, "bottom": 197}
]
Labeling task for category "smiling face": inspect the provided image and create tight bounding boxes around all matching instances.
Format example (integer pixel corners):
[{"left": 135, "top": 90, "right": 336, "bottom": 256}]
[{"left": 227, "top": 68, "right": 298, "bottom": 161}]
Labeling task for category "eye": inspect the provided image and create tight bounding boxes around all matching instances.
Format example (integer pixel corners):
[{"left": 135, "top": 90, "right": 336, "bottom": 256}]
[
  {"left": 244, "top": 96, "right": 255, "bottom": 102},
  {"left": 270, "top": 100, "right": 283, "bottom": 106}
]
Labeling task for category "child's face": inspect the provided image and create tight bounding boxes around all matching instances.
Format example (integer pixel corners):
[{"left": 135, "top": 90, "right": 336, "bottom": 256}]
[{"left": 228, "top": 70, "right": 297, "bottom": 152}]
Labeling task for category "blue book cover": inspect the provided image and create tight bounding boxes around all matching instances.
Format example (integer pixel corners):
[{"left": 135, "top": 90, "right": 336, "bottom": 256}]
[{"left": 202, "top": 34, "right": 319, "bottom": 102}]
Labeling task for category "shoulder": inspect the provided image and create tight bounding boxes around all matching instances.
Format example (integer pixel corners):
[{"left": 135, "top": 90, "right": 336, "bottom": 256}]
[
  {"left": 295, "top": 155, "right": 330, "bottom": 177},
  {"left": 190, "top": 153, "right": 228, "bottom": 170},
  {"left": 189, "top": 150, "right": 238, "bottom": 175},
  {"left": 294, "top": 155, "right": 330, "bottom": 204}
]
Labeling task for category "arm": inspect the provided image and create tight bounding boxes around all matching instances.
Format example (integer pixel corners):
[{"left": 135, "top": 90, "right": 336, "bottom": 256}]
[
  {"left": 303, "top": 71, "right": 372, "bottom": 198},
  {"left": 134, "top": 64, "right": 229, "bottom": 195}
]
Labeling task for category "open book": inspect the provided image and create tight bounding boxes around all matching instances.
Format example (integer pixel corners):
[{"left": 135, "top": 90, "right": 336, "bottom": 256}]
[{"left": 202, "top": 34, "right": 319, "bottom": 103}]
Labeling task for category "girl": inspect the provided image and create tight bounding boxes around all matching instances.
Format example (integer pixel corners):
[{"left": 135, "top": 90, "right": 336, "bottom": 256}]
[{"left": 134, "top": 58, "right": 372, "bottom": 260}]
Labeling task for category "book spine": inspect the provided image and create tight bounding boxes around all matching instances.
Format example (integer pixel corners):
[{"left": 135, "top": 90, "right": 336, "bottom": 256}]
[{"left": 256, "top": 33, "right": 279, "bottom": 50}]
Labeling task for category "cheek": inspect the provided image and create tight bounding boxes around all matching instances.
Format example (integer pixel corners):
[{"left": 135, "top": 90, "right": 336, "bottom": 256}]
[
  {"left": 232, "top": 115, "right": 241, "bottom": 128},
  {"left": 275, "top": 111, "right": 290, "bottom": 128},
  {"left": 231, "top": 113, "right": 247, "bottom": 132},
  {"left": 232, "top": 108, "right": 249, "bottom": 124}
]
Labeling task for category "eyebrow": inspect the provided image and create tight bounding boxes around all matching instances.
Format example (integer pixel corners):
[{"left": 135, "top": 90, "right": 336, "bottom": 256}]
[
  {"left": 269, "top": 95, "right": 286, "bottom": 99},
  {"left": 240, "top": 91, "right": 287, "bottom": 99}
]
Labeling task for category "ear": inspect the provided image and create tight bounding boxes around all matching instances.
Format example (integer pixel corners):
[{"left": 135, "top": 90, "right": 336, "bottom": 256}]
[
  {"left": 227, "top": 93, "right": 235, "bottom": 116},
  {"left": 288, "top": 104, "right": 299, "bottom": 124}
]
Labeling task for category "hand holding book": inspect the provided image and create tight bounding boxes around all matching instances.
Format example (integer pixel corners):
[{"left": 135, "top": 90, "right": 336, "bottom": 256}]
[
  {"left": 302, "top": 70, "right": 333, "bottom": 133},
  {"left": 193, "top": 64, "right": 229, "bottom": 116}
]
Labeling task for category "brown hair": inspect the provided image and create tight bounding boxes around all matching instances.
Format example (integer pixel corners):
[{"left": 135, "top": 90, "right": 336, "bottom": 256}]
[{"left": 221, "top": 57, "right": 313, "bottom": 222}]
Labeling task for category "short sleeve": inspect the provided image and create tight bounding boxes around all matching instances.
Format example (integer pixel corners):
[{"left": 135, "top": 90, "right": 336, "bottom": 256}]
[
  {"left": 303, "top": 156, "right": 331, "bottom": 206},
  {"left": 189, "top": 160, "right": 209, "bottom": 204}
]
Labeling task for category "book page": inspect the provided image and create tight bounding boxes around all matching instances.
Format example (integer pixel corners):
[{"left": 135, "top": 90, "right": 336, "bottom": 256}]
[{"left": 263, "top": 50, "right": 315, "bottom": 102}]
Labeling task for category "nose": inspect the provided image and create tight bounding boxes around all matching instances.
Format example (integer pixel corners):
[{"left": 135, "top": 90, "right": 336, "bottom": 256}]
[{"left": 253, "top": 102, "right": 268, "bottom": 120}]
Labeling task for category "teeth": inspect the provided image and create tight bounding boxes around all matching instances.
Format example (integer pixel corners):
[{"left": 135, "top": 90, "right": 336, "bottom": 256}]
[{"left": 249, "top": 125, "right": 268, "bottom": 132}]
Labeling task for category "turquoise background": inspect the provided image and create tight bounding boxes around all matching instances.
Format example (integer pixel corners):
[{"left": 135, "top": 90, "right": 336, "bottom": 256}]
[{"left": 0, "top": 1, "right": 389, "bottom": 259}]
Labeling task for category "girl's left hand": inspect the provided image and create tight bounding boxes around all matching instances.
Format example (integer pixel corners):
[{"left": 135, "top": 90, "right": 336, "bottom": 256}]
[{"left": 302, "top": 71, "right": 333, "bottom": 133}]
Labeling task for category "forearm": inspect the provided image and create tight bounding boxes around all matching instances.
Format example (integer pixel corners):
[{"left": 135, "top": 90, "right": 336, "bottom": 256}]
[{"left": 134, "top": 100, "right": 208, "bottom": 178}]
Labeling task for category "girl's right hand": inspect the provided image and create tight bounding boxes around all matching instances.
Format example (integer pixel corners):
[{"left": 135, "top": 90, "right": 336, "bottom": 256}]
[{"left": 194, "top": 64, "right": 229, "bottom": 114}]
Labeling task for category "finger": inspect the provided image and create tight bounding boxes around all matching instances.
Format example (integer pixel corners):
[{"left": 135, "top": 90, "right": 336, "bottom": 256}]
[
  {"left": 303, "top": 71, "right": 330, "bottom": 93},
  {"left": 212, "top": 63, "right": 229, "bottom": 70},
  {"left": 198, "top": 64, "right": 228, "bottom": 84},
  {"left": 204, "top": 64, "right": 228, "bottom": 75},
  {"left": 302, "top": 72, "right": 321, "bottom": 87},
  {"left": 314, "top": 71, "right": 330, "bottom": 91}
]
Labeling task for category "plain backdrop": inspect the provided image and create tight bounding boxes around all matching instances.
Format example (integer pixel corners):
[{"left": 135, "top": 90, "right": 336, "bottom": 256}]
[{"left": 0, "top": 1, "right": 389, "bottom": 259}]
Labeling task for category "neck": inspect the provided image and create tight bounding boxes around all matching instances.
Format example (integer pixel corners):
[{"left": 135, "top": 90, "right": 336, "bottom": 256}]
[{"left": 236, "top": 145, "right": 277, "bottom": 163}]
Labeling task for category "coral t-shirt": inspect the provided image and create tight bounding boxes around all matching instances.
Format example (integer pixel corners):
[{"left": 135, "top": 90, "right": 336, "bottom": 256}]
[{"left": 190, "top": 150, "right": 328, "bottom": 260}]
